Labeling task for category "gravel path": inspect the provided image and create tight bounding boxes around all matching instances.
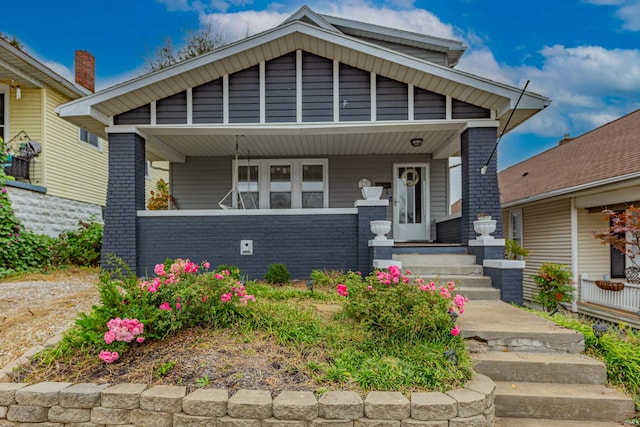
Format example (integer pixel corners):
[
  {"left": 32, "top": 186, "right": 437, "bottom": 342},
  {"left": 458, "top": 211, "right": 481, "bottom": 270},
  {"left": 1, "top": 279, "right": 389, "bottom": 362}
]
[{"left": 0, "top": 272, "right": 100, "bottom": 368}]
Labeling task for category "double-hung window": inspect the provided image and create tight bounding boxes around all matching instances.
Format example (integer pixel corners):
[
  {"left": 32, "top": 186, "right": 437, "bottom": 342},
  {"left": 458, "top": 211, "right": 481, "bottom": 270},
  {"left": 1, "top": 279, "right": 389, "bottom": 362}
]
[{"left": 233, "top": 159, "right": 328, "bottom": 209}]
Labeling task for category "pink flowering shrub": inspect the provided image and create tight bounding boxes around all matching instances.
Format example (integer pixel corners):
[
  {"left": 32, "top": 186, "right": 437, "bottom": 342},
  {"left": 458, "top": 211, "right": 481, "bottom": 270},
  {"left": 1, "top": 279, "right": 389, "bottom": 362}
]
[
  {"left": 336, "top": 267, "right": 466, "bottom": 342},
  {"left": 74, "top": 257, "right": 256, "bottom": 363}
]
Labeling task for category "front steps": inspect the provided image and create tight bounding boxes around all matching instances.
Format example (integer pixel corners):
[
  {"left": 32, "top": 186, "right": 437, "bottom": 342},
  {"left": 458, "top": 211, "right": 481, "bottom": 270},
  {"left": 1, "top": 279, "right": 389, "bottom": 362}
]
[
  {"left": 461, "top": 301, "right": 635, "bottom": 424},
  {"left": 392, "top": 252, "right": 500, "bottom": 301}
]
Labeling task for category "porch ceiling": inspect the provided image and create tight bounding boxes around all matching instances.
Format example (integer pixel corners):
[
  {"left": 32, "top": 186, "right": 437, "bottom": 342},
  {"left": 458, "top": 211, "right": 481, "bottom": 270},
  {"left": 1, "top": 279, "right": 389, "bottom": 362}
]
[{"left": 138, "top": 120, "right": 481, "bottom": 161}]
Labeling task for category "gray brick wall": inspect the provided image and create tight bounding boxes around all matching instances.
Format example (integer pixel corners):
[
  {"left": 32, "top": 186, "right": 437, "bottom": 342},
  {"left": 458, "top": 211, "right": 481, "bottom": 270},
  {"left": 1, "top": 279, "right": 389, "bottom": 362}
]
[
  {"left": 102, "top": 133, "right": 146, "bottom": 271},
  {"left": 460, "top": 127, "right": 503, "bottom": 242},
  {"left": 485, "top": 267, "right": 523, "bottom": 305},
  {"left": 137, "top": 214, "right": 361, "bottom": 279},
  {"left": 468, "top": 245, "right": 504, "bottom": 265}
]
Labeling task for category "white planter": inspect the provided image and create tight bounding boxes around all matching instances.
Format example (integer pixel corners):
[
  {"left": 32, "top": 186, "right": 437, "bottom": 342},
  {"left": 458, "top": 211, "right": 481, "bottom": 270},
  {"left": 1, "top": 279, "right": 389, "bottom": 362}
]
[
  {"left": 361, "top": 186, "right": 383, "bottom": 200},
  {"left": 370, "top": 220, "right": 392, "bottom": 240},
  {"left": 473, "top": 219, "right": 496, "bottom": 240}
]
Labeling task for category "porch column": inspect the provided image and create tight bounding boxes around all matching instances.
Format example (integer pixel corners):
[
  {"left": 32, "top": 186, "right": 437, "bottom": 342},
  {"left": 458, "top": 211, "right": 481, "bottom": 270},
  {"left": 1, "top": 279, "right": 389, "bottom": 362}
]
[
  {"left": 102, "top": 132, "right": 146, "bottom": 273},
  {"left": 460, "top": 127, "right": 503, "bottom": 243}
]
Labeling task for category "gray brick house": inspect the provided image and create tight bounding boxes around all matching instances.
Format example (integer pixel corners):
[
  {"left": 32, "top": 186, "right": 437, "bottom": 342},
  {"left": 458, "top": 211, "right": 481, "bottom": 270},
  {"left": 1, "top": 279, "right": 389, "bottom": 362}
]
[{"left": 57, "top": 6, "right": 550, "bottom": 278}]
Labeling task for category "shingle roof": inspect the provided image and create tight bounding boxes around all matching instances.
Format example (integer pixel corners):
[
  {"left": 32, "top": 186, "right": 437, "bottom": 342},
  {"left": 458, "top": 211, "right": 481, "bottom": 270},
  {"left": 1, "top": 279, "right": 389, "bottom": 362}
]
[{"left": 499, "top": 109, "right": 640, "bottom": 205}]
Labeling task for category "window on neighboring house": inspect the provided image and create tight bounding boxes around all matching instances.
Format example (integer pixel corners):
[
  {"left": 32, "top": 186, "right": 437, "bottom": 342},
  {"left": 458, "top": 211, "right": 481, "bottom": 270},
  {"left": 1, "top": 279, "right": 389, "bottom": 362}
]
[
  {"left": 510, "top": 209, "right": 523, "bottom": 247},
  {"left": 145, "top": 160, "right": 151, "bottom": 179},
  {"left": 79, "top": 128, "right": 101, "bottom": 149},
  {"left": 232, "top": 159, "right": 328, "bottom": 209}
]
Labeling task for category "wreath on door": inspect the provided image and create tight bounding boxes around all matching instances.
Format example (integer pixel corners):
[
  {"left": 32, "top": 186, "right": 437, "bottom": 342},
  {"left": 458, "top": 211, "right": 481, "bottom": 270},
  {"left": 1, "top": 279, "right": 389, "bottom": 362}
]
[{"left": 401, "top": 168, "right": 420, "bottom": 186}]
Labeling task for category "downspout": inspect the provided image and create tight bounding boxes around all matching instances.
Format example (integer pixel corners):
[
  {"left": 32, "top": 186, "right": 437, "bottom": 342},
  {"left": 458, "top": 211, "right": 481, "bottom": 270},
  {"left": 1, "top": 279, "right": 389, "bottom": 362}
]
[{"left": 570, "top": 197, "right": 578, "bottom": 312}]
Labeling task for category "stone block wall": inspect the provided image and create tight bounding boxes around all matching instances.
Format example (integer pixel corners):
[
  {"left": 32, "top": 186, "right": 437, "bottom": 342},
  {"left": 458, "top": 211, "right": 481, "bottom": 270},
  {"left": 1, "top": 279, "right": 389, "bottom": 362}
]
[
  {"left": 0, "top": 375, "right": 496, "bottom": 426},
  {"left": 5, "top": 184, "right": 103, "bottom": 237}
]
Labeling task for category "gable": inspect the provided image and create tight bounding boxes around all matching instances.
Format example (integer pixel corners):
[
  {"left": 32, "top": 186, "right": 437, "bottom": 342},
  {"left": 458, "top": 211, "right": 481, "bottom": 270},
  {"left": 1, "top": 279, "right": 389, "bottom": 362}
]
[{"left": 114, "top": 50, "right": 489, "bottom": 126}]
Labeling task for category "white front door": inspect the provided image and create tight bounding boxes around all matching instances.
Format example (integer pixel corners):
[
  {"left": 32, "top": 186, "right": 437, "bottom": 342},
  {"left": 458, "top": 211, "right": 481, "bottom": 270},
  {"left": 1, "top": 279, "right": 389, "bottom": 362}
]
[{"left": 393, "top": 164, "right": 430, "bottom": 241}]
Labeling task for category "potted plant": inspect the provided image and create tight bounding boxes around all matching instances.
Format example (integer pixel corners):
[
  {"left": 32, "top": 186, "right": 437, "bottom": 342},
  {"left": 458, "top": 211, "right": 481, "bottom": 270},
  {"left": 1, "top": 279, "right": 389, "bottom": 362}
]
[
  {"left": 593, "top": 206, "right": 640, "bottom": 284},
  {"left": 505, "top": 239, "right": 530, "bottom": 260}
]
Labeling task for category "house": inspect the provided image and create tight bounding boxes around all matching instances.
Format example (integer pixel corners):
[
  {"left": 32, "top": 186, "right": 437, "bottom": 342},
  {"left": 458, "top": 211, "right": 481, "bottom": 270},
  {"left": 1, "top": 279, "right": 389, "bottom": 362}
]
[
  {"left": 499, "top": 109, "right": 640, "bottom": 326},
  {"left": 0, "top": 38, "right": 166, "bottom": 236},
  {"left": 56, "top": 6, "right": 550, "bottom": 279}
]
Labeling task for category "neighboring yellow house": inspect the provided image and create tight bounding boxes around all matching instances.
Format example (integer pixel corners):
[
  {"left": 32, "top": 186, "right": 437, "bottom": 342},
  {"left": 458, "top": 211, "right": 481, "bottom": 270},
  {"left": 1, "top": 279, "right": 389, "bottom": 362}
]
[{"left": 0, "top": 37, "right": 167, "bottom": 235}]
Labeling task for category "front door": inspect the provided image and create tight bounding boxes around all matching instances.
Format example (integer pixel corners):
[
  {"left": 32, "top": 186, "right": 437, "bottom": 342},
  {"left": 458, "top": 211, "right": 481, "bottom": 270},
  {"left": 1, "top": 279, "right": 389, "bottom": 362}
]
[{"left": 393, "top": 164, "right": 430, "bottom": 241}]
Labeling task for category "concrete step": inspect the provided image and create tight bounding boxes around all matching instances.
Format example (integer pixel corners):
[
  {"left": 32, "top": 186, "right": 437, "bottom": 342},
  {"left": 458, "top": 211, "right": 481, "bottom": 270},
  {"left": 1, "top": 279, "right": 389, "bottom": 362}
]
[
  {"left": 413, "top": 275, "right": 492, "bottom": 288},
  {"left": 495, "top": 418, "right": 626, "bottom": 426},
  {"left": 393, "top": 253, "right": 477, "bottom": 265},
  {"left": 459, "top": 301, "right": 585, "bottom": 354},
  {"left": 473, "top": 351, "right": 607, "bottom": 384},
  {"left": 494, "top": 381, "right": 635, "bottom": 421},
  {"left": 403, "top": 264, "right": 484, "bottom": 275},
  {"left": 455, "top": 287, "right": 501, "bottom": 301}
]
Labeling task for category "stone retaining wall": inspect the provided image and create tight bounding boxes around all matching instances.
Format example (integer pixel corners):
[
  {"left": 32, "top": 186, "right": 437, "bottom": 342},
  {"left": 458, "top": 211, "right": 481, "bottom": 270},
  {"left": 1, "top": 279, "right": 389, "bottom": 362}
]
[
  {"left": 5, "top": 184, "right": 103, "bottom": 237},
  {"left": 0, "top": 375, "right": 496, "bottom": 427}
]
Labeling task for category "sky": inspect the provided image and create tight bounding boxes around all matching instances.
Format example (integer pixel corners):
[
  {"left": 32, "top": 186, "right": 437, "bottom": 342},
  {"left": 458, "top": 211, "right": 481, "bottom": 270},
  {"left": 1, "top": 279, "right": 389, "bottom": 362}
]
[{"left": 3, "top": 0, "right": 640, "bottom": 171}]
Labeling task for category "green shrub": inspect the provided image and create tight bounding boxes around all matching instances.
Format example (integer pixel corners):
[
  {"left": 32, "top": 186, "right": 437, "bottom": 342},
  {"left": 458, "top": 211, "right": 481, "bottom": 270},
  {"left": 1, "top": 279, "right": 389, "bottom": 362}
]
[
  {"left": 532, "top": 263, "right": 574, "bottom": 313},
  {"left": 264, "top": 263, "right": 290, "bottom": 284},
  {"left": 505, "top": 239, "right": 530, "bottom": 260},
  {"left": 54, "top": 219, "right": 103, "bottom": 267},
  {"left": 310, "top": 269, "right": 345, "bottom": 289}
]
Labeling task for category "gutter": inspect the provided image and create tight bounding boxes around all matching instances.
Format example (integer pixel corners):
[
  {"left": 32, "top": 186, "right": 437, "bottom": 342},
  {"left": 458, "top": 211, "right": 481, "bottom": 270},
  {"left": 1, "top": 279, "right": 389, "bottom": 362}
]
[{"left": 501, "top": 171, "right": 640, "bottom": 208}]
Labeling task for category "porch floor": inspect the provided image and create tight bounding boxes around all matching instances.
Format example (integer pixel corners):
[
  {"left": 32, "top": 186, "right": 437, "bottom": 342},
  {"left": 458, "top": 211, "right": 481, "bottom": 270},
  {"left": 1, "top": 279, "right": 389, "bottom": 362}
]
[{"left": 577, "top": 302, "right": 640, "bottom": 330}]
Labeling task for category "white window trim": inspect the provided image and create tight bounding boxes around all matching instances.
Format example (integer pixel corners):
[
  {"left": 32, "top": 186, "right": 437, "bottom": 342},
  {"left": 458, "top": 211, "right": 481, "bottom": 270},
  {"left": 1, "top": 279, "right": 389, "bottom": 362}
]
[
  {"left": 78, "top": 128, "right": 103, "bottom": 151},
  {"left": 145, "top": 160, "right": 151, "bottom": 179},
  {"left": 232, "top": 158, "right": 329, "bottom": 209},
  {"left": 509, "top": 208, "right": 523, "bottom": 244},
  {"left": 0, "top": 84, "right": 9, "bottom": 143}
]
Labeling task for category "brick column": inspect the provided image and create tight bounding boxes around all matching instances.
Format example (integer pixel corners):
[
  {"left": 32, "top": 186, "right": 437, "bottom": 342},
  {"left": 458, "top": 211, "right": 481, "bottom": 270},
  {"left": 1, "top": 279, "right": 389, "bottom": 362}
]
[
  {"left": 102, "top": 133, "right": 146, "bottom": 273},
  {"left": 460, "top": 127, "right": 503, "bottom": 243}
]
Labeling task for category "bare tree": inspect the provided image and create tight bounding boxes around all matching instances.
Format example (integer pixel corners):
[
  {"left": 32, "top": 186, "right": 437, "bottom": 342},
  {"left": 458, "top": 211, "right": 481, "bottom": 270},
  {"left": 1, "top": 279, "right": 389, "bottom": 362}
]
[
  {"left": 0, "top": 33, "right": 23, "bottom": 49},
  {"left": 146, "top": 24, "right": 226, "bottom": 72}
]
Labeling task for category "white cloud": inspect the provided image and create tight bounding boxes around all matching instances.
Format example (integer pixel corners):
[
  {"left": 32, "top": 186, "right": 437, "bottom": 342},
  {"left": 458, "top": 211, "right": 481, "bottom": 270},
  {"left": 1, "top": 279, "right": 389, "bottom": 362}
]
[
  {"left": 581, "top": 0, "right": 624, "bottom": 5},
  {"left": 618, "top": 1, "right": 640, "bottom": 30},
  {"left": 41, "top": 60, "right": 74, "bottom": 83}
]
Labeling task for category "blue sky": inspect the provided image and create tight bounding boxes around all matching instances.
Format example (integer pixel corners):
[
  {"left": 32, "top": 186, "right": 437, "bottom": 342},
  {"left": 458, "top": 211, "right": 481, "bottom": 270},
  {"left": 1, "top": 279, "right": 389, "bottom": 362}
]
[{"left": 3, "top": 0, "right": 640, "bottom": 170}]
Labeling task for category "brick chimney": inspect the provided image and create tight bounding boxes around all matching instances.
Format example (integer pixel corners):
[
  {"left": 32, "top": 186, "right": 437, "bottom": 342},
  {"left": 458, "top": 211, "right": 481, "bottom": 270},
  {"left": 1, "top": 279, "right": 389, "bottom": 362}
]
[{"left": 75, "top": 50, "right": 95, "bottom": 93}]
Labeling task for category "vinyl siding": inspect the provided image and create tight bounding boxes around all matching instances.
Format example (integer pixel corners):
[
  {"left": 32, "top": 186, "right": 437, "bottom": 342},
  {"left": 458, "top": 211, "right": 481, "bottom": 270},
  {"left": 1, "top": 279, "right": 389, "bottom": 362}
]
[
  {"left": 376, "top": 75, "right": 407, "bottom": 121},
  {"left": 193, "top": 79, "right": 223, "bottom": 123},
  {"left": 170, "top": 154, "right": 447, "bottom": 221},
  {"left": 521, "top": 199, "right": 572, "bottom": 302},
  {"left": 229, "top": 65, "right": 260, "bottom": 123},
  {"left": 302, "top": 52, "right": 333, "bottom": 122},
  {"left": 414, "top": 87, "right": 446, "bottom": 119},
  {"left": 7, "top": 86, "right": 43, "bottom": 184},
  {"left": 114, "top": 104, "right": 151, "bottom": 125},
  {"left": 351, "top": 36, "right": 447, "bottom": 65},
  {"left": 265, "top": 53, "right": 296, "bottom": 123},
  {"left": 451, "top": 99, "right": 490, "bottom": 119},
  {"left": 577, "top": 208, "right": 610, "bottom": 280},
  {"left": 339, "top": 63, "right": 370, "bottom": 121},
  {"left": 157, "top": 91, "right": 187, "bottom": 124},
  {"left": 43, "top": 87, "right": 108, "bottom": 206}
]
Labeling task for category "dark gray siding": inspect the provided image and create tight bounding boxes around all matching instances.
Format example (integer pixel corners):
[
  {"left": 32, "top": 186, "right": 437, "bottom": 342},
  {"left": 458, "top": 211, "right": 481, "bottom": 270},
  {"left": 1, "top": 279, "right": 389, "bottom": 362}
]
[
  {"left": 414, "top": 87, "right": 446, "bottom": 119},
  {"left": 171, "top": 157, "right": 231, "bottom": 209},
  {"left": 114, "top": 104, "right": 151, "bottom": 125},
  {"left": 193, "top": 79, "right": 223, "bottom": 124},
  {"left": 302, "top": 53, "right": 333, "bottom": 122},
  {"left": 452, "top": 99, "right": 491, "bottom": 119},
  {"left": 229, "top": 65, "right": 259, "bottom": 123},
  {"left": 265, "top": 53, "right": 296, "bottom": 123},
  {"left": 339, "top": 64, "right": 370, "bottom": 121},
  {"left": 137, "top": 214, "right": 359, "bottom": 279},
  {"left": 157, "top": 91, "right": 187, "bottom": 124},
  {"left": 376, "top": 75, "right": 407, "bottom": 121},
  {"left": 349, "top": 36, "right": 448, "bottom": 65}
]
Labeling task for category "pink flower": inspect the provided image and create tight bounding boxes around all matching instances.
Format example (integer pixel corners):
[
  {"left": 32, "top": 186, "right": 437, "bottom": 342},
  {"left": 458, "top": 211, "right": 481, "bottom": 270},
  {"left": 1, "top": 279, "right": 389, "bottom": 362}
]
[
  {"left": 453, "top": 294, "right": 466, "bottom": 308},
  {"left": 221, "top": 293, "right": 232, "bottom": 303},
  {"left": 154, "top": 263, "right": 166, "bottom": 276},
  {"left": 367, "top": 285, "right": 373, "bottom": 291},
  {"left": 214, "top": 273, "right": 224, "bottom": 280},
  {"left": 336, "top": 284, "right": 349, "bottom": 297},
  {"left": 201, "top": 295, "right": 209, "bottom": 303},
  {"left": 136, "top": 337, "right": 145, "bottom": 343},
  {"left": 405, "top": 269, "right": 412, "bottom": 275},
  {"left": 203, "top": 262, "right": 211, "bottom": 269},
  {"left": 159, "top": 302, "right": 172, "bottom": 311},
  {"left": 99, "top": 351, "right": 119, "bottom": 363},
  {"left": 451, "top": 325, "right": 461, "bottom": 336},
  {"left": 104, "top": 331, "right": 116, "bottom": 344},
  {"left": 1, "top": 188, "right": 6, "bottom": 194},
  {"left": 176, "top": 302, "right": 182, "bottom": 310}
]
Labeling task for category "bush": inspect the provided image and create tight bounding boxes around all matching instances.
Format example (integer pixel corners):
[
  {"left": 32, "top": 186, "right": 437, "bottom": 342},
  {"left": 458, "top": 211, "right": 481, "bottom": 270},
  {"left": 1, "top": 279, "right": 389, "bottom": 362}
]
[
  {"left": 532, "top": 263, "right": 574, "bottom": 313},
  {"left": 147, "top": 178, "right": 169, "bottom": 210},
  {"left": 54, "top": 219, "right": 103, "bottom": 267},
  {"left": 265, "top": 263, "right": 290, "bottom": 284},
  {"left": 505, "top": 239, "right": 530, "bottom": 260}
]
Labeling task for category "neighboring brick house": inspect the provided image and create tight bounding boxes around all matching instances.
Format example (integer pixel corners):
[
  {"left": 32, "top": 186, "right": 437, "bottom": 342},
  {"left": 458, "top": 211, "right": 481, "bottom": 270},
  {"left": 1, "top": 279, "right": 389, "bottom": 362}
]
[
  {"left": 57, "top": 6, "right": 550, "bottom": 278},
  {"left": 499, "top": 109, "right": 640, "bottom": 325}
]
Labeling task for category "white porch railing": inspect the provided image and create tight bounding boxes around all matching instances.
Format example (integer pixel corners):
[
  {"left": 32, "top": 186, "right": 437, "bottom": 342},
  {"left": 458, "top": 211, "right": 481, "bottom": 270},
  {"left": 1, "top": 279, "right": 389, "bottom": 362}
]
[{"left": 580, "top": 277, "right": 640, "bottom": 313}]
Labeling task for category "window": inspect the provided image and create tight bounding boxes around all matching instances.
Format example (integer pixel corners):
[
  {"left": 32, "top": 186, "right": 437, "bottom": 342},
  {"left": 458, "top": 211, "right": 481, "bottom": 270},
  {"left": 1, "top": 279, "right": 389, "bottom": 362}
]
[
  {"left": 79, "top": 128, "right": 101, "bottom": 149},
  {"left": 232, "top": 159, "right": 328, "bottom": 209},
  {"left": 510, "top": 209, "right": 523, "bottom": 246},
  {"left": 145, "top": 160, "right": 151, "bottom": 179}
]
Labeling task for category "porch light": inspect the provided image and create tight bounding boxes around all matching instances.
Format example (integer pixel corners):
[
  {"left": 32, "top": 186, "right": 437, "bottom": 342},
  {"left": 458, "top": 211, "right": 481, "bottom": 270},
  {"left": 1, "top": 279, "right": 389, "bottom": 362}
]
[
  {"left": 15, "top": 85, "right": 21, "bottom": 100},
  {"left": 444, "top": 349, "right": 457, "bottom": 364},
  {"left": 592, "top": 323, "right": 608, "bottom": 343},
  {"left": 410, "top": 138, "right": 423, "bottom": 147}
]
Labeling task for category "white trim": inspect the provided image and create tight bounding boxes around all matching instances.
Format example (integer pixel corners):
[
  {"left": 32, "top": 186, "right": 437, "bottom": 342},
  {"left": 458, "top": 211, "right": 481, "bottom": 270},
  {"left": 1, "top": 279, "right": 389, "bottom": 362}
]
[
  {"left": 408, "top": 84, "right": 414, "bottom": 121},
  {"left": 469, "top": 238, "right": 506, "bottom": 247},
  {"left": 509, "top": 208, "right": 523, "bottom": 243},
  {"left": 333, "top": 59, "right": 339, "bottom": 122},
  {"left": 186, "top": 88, "right": 193, "bottom": 125},
  {"left": 446, "top": 96, "right": 452, "bottom": 120},
  {"left": 370, "top": 72, "right": 376, "bottom": 122},
  {"left": 259, "top": 61, "right": 266, "bottom": 124},
  {"left": 223, "top": 75, "right": 229, "bottom": 124},
  {"left": 483, "top": 259, "right": 525, "bottom": 269},
  {"left": 106, "top": 126, "right": 148, "bottom": 138},
  {"left": 78, "top": 128, "right": 103, "bottom": 151},
  {"left": 570, "top": 197, "right": 579, "bottom": 312},
  {"left": 355, "top": 199, "right": 390, "bottom": 207},
  {"left": 150, "top": 101, "right": 157, "bottom": 126},
  {"left": 296, "top": 49, "right": 302, "bottom": 123},
  {"left": 138, "top": 207, "right": 356, "bottom": 216}
]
